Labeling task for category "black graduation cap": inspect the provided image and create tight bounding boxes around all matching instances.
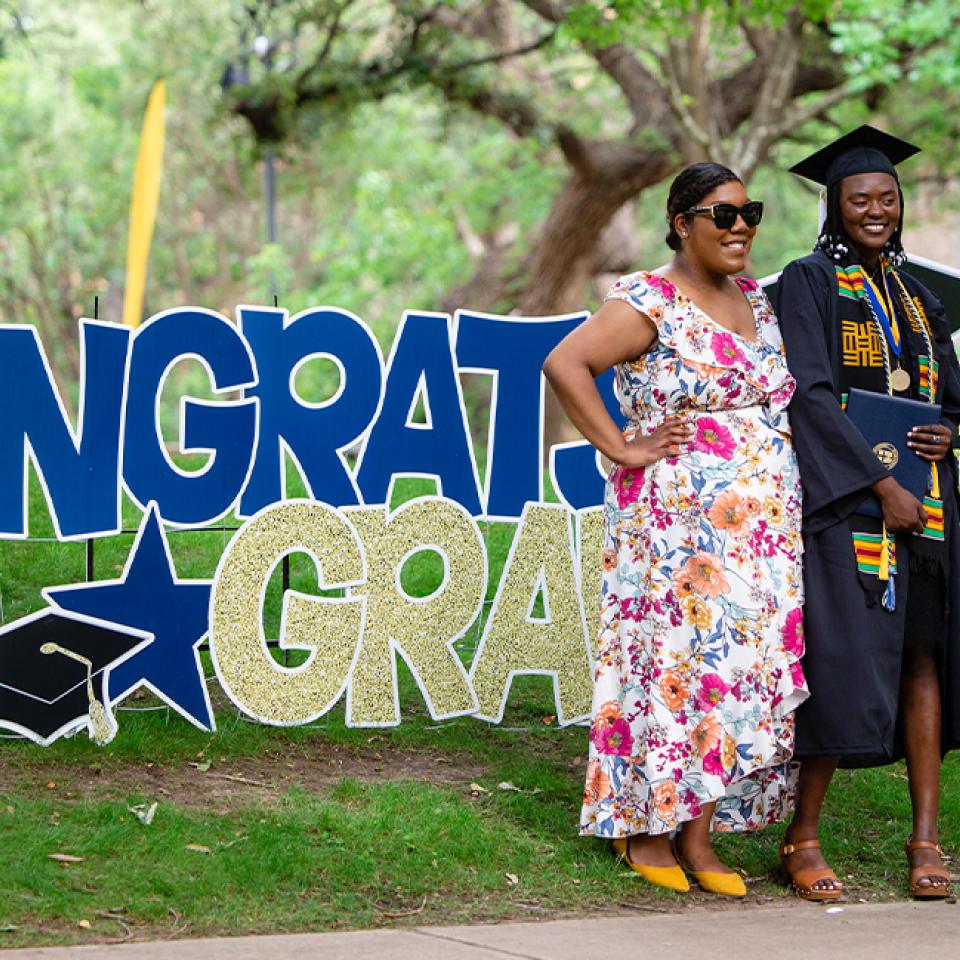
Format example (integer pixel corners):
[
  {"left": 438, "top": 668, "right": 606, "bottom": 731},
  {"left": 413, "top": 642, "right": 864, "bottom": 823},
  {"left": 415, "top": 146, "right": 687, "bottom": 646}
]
[
  {"left": 0, "top": 609, "right": 151, "bottom": 746},
  {"left": 789, "top": 124, "right": 921, "bottom": 187}
]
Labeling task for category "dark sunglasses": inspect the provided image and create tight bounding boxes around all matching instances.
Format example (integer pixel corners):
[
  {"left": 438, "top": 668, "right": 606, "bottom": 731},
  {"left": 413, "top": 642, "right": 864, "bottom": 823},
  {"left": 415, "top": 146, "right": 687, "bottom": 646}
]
[{"left": 686, "top": 201, "right": 763, "bottom": 230}]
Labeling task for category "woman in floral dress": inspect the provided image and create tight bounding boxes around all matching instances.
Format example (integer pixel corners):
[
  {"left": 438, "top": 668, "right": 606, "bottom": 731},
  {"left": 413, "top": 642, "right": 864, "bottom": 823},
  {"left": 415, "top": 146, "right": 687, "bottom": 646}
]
[{"left": 544, "top": 163, "right": 807, "bottom": 896}]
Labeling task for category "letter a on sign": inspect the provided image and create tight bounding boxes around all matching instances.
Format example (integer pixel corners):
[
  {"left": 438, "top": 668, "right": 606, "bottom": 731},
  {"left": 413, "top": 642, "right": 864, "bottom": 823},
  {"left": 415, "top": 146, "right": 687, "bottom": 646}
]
[{"left": 469, "top": 504, "right": 592, "bottom": 725}]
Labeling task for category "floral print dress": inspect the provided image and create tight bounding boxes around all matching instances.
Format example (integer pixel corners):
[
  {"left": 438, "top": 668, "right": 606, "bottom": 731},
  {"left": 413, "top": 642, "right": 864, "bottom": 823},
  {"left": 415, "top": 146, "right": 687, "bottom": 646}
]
[{"left": 580, "top": 272, "right": 808, "bottom": 838}]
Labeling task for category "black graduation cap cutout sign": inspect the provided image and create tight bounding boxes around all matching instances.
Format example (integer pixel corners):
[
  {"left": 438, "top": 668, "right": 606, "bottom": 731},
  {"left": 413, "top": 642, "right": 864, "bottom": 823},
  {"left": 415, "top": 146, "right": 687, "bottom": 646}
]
[
  {"left": 0, "top": 609, "right": 151, "bottom": 746},
  {"left": 788, "top": 124, "right": 921, "bottom": 187}
]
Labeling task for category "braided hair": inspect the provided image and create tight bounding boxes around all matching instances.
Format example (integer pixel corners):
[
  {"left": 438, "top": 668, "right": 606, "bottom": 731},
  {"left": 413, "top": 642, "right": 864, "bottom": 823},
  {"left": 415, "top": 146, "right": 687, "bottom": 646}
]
[
  {"left": 664, "top": 162, "right": 742, "bottom": 251},
  {"left": 815, "top": 179, "right": 907, "bottom": 267}
]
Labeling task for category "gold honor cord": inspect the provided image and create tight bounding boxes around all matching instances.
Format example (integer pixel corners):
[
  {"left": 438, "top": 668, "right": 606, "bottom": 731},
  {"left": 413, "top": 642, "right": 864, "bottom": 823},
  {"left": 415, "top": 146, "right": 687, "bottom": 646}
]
[{"left": 40, "top": 643, "right": 114, "bottom": 745}]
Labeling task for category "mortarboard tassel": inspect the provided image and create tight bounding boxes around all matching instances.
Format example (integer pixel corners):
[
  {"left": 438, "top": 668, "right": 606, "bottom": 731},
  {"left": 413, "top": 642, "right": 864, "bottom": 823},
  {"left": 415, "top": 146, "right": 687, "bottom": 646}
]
[
  {"left": 878, "top": 526, "right": 896, "bottom": 612},
  {"left": 40, "top": 642, "right": 116, "bottom": 745},
  {"left": 882, "top": 574, "right": 896, "bottom": 612},
  {"left": 817, "top": 189, "right": 828, "bottom": 234}
]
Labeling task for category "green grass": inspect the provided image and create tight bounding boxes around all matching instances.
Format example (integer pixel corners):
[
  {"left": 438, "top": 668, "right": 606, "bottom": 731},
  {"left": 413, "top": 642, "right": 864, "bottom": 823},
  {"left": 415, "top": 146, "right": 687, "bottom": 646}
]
[
  {"left": 1, "top": 464, "right": 959, "bottom": 946},
  {"left": 1, "top": 703, "right": 958, "bottom": 947}
]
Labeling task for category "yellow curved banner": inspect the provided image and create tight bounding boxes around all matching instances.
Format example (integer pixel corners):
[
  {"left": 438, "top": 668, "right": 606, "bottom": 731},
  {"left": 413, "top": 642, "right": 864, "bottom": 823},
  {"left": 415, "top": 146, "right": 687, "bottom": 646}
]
[{"left": 123, "top": 80, "right": 165, "bottom": 328}]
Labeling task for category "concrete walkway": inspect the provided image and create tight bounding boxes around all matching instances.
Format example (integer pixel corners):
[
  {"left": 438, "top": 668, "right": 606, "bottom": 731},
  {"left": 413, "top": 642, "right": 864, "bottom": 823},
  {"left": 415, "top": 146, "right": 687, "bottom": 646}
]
[{"left": 2, "top": 902, "right": 956, "bottom": 960}]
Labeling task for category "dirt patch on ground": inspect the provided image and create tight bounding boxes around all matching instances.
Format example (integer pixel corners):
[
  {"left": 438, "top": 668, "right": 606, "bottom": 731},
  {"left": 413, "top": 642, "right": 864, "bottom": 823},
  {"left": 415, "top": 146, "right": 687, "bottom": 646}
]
[{"left": 0, "top": 742, "right": 489, "bottom": 811}]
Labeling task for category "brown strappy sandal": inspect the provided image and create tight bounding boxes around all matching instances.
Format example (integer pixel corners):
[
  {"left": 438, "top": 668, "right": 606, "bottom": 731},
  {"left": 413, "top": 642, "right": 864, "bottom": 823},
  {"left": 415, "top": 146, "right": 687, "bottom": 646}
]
[
  {"left": 905, "top": 838, "right": 952, "bottom": 900},
  {"left": 780, "top": 838, "right": 844, "bottom": 902}
]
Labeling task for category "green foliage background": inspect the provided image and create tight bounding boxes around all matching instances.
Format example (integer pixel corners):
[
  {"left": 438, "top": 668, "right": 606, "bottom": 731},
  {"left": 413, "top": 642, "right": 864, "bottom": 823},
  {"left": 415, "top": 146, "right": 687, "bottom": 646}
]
[{"left": 2, "top": 1, "right": 958, "bottom": 346}]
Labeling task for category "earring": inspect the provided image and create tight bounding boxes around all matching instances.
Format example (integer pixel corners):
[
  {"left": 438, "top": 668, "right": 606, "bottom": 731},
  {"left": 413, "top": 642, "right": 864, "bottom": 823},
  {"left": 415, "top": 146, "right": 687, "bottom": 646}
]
[{"left": 882, "top": 239, "right": 906, "bottom": 267}]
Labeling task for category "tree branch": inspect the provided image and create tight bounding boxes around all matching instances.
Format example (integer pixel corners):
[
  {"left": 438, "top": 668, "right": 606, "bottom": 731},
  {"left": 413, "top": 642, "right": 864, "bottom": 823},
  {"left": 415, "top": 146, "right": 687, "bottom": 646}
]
[
  {"left": 293, "top": 0, "right": 358, "bottom": 90},
  {"left": 517, "top": 0, "right": 567, "bottom": 24},
  {"left": 741, "top": 20, "right": 770, "bottom": 59},
  {"left": 726, "top": 10, "right": 804, "bottom": 176},
  {"left": 428, "top": 73, "right": 549, "bottom": 139},
  {"left": 445, "top": 30, "right": 557, "bottom": 72},
  {"left": 662, "top": 36, "right": 711, "bottom": 160},
  {"left": 317, "top": 1, "right": 353, "bottom": 63},
  {"left": 773, "top": 80, "right": 859, "bottom": 140},
  {"left": 519, "top": 0, "right": 673, "bottom": 132},
  {"left": 591, "top": 43, "right": 672, "bottom": 130}
]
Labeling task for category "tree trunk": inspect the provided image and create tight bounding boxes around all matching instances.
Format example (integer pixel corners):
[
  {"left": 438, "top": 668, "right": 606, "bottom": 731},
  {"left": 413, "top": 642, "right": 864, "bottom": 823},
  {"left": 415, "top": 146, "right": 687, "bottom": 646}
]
[{"left": 519, "top": 145, "right": 674, "bottom": 450}]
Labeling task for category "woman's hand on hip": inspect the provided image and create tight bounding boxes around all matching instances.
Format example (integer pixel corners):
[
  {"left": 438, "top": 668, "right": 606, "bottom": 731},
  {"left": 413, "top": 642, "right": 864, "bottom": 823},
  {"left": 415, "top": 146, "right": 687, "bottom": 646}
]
[
  {"left": 873, "top": 476, "right": 928, "bottom": 534},
  {"left": 616, "top": 415, "right": 694, "bottom": 469},
  {"left": 907, "top": 423, "right": 954, "bottom": 462}
]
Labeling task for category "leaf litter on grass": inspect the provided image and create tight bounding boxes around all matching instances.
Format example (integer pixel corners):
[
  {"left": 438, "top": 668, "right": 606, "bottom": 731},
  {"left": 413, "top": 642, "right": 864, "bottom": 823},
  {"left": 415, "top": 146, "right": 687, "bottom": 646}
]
[{"left": 128, "top": 802, "right": 158, "bottom": 825}]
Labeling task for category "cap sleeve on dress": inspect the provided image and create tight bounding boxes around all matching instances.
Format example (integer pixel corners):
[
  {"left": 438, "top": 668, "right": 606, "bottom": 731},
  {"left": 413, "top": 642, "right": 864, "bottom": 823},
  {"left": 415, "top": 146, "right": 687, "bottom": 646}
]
[{"left": 603, "top": 271, "right": 674, "bottom": 339}]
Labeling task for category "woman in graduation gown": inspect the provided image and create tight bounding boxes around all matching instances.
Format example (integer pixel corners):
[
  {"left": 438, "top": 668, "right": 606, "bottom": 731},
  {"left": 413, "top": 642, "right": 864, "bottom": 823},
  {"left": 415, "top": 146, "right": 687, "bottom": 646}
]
[{"left": 777, "top": 126, "right": 960, "bottom": 901}]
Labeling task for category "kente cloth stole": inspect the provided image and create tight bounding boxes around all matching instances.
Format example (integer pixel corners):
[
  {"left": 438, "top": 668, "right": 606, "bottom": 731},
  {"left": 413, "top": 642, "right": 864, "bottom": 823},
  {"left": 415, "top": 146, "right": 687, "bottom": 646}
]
[
  {"left": 852, "top": 532, "right": 897, "bottom": 577},
  {"left": 834, "top": 263, "right": 945, "bottom": 608}
]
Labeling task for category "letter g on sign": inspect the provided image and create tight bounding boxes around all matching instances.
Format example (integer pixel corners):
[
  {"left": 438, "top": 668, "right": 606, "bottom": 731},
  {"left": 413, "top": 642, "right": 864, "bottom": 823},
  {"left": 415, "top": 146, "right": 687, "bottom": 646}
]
[{"left": 208, "top": 500, "right": 366, "bottom": 725}]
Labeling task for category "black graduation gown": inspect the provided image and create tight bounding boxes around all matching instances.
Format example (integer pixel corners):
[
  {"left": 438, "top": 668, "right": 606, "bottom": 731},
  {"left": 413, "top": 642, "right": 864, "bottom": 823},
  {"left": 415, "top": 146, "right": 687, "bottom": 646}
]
[{"left": 777, "top": 251, "right": 960, "bottom": 766}]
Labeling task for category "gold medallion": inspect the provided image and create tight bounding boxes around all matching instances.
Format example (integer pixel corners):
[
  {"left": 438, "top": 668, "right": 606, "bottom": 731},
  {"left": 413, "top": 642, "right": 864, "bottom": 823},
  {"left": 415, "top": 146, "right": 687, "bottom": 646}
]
[{"left": 890, "top": 366, "right": 911, "bottom": 392}]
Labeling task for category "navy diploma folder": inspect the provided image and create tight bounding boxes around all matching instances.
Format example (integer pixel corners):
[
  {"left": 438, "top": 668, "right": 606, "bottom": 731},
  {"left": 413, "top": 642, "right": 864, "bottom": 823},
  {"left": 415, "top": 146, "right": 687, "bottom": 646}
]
[{"left": 845, "top": 388, "right": 938, "bottom": 518}]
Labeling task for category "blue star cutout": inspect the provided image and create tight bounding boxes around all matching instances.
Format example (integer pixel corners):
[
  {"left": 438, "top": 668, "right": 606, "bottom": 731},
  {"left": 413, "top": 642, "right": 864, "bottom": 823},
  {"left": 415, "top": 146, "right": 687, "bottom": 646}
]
[{"left": 44, "top": 503, "right": 215, "bottom": 731}]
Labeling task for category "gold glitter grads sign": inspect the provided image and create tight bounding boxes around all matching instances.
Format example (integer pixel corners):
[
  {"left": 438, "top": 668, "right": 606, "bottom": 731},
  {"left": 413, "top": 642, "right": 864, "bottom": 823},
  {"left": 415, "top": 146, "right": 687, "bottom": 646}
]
[
  {"left": 0, "top": 306, "right": 624, "bottom": 741},
  {"left": 207, "top": 498, "right": 603, "bottom": 729}
]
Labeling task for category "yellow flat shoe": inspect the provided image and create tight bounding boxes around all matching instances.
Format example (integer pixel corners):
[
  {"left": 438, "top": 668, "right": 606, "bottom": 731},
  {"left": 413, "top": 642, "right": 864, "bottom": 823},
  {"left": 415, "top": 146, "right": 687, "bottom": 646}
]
[
  {"left": 674, "top": 846, "right": 746, "bottom": 897},
  {"left": 686, "top": 868, "right": 746, "bottom": 897},
  {"left": 612, "top": 837, "right": 690, "bottom": 892}
]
